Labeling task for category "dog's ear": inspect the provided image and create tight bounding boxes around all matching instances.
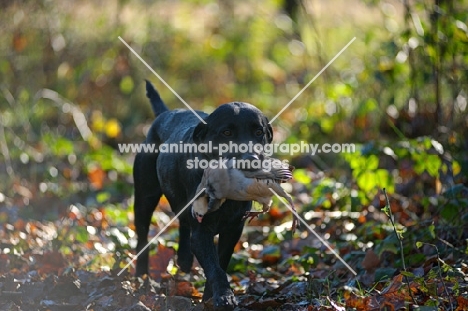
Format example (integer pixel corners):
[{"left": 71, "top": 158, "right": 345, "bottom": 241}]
[
  {"left": 264, "top": 118, "right": 273, "bottom": 143},
  {"left": 193, "top": 122, "right": 207, "bottom": 143}
]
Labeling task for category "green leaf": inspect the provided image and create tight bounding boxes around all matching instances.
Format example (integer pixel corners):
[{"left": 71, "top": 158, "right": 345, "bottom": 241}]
[
  {"left": 75, "top": 226, "right": 89, "bottom": 243},
  {"left": 292, "top": 169, "right": 311, "bottom": 184},
  {"left": 120, "top": 76, "right": 134, "bottom": 94},
  {"left": 356, "top": 170, "right": 376, "bottom": 193},
  {"left": 227, "top": 253, "right": 250, "bottom": 273},
  {"left": 104, "top": 205, "right": 128, "bottom": 225},
  {"left": 416, "top": 241, "right": 423, "bottom": 248},
  {"left": 376, "top": 169, "right": 394, "bottom": 192},
  {"left": 440, "top": 202, "right": 460, "bottom": 222},
  {"left": 382, "top": 205, "right": 390, "bottom": 217},
  {"left": 97, "top": 192, "right": 111, "bottom": 203},
  {"left": 396, "top": 229, "right": 405, "bottom": 239},
  {"left": 348, "top": 154, "right": 365, "bottom": 171},
  {"left": 428, "top": 224, "right": 435, "bottom": 239},
  {"left": 357, "top": 98, "right": 378, "bottom": 116},
  {"left": 43, "top": 134, "right": 75, "bottom": 156},
  {"left": 320, "top": 117, "right": 335, "bottom": 133},
  {"left": 425, "top": 155, "right": 441, "bottom": 177},
  {"left": 400, "top": 271, "right": 415, "bottom": 277},
  {"left": 366, "top": 154, "right": 379, "bottom": 170}
]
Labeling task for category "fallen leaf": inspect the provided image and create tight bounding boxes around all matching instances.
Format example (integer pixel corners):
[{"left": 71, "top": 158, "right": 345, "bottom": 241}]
[
  {"left": 362, "top": 249, "right": 380, "bottom": 272},
  {"left": 456, "top": 296, "right": 468, "bottom": 311},
  {"left": 148, "top": 244, "right": 175, "bottom": 281},
  {"left": 176, "top": 281, "right": 200, "bottom": 298},
  {"left": 36, "top": 251, "right": 67, "bottom": 275},
  {"left": 261, "top": 245, "right": 281, "bottom": 266}
]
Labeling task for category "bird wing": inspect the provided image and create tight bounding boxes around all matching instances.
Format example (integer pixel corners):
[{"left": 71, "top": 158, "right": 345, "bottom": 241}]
[
  {"left": 239, "top": 157, "right": 293, "bottom": 182},
  {"left": 203, "top": 167, "right": 227, "bottom": 199},
  {"left": 241, "top": 167, "right": 292, "bottom": 181}
]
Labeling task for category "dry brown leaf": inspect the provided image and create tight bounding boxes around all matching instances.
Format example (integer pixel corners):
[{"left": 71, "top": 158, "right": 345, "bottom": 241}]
[
  {"left": 148, "top": 244, "right": 175, "bottom": 280},
  {"left": 176, "top": 280, "right": 201, "bottom": 298},
  {"left": 361, "top": 249, "right": 380, "bottom": 271},
  {"left": 456, "top": 296, "right": 468, "bottom": 311},
  {"left": 36, "top": 251, "right": 67, "bottom": 275}
]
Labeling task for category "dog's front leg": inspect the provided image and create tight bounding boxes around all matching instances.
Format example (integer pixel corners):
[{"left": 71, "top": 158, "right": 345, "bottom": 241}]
[
  {"left": 191, "top": 226, "right": 237, "bottom": 309},
  {"left": 201, "top": 220, "right": 245, "bottom": 302}
]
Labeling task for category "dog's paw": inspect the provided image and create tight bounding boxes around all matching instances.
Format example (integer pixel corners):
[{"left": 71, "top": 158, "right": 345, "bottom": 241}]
[
  {"left": 176, "top": 247, "right": 193, "bottom": 273},
  {"left": 176, "top": 256, "right": 193, "bottom": 273},
  {"left": 213, "top": 290, "right": 237, "bottom": 310}
]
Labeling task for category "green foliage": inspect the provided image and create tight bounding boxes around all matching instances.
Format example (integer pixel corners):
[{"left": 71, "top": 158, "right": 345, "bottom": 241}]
[
  {"left": 292, "top": 169, "right": 311, "bottom": 185},
  {"left": 345, "top": 145, "right": 395, "bottom": 202},
  {"left": 43, "top": 133, "right": 75, "bottom": 156},
  {"left": 286, "top": 246, "right": 320, "bottom": 272},
  {"left": 344, "top": 136, "right": 458, "bottom": 208},
  {"left": 103, "top": 204, "right": 131, "bottom": 225}
]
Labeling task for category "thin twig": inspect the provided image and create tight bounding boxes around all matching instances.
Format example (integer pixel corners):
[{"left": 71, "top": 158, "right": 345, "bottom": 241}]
[
  {"left": 382, "top": 188, "right": 417, "bottom": 304},
  {"left": 420, "top": 242, "right": 454, "bottom": 310}
]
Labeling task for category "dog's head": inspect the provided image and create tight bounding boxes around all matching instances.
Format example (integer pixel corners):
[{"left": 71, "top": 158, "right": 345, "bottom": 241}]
[{"left": 193, "top": 102, "right": 272, "bottom": 159}]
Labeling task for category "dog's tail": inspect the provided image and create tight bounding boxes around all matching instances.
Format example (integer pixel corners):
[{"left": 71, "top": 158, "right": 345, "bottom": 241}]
[{"left": 145, "top": 80, "right": 169, "bottom": 116}]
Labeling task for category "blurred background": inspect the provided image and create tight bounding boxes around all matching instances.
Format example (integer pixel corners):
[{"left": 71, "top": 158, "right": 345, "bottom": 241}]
[{"left": 0, "top": 0, "right": 467, "bottom": 283}]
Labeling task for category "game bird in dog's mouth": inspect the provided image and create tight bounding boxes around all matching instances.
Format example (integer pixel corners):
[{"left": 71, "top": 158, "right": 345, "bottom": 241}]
[{"left": 192, "top": 157, "right": 299, "bottom": 231}]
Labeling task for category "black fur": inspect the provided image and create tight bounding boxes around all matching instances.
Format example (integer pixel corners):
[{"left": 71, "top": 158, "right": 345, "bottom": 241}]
[{"left": 133, "top": 81, "right": 272, "bottom": 310}]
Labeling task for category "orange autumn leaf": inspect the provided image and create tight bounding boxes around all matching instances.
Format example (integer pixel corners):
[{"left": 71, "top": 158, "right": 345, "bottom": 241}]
[
  {"left": 358, "top": 214, "right": 366, "bottom": 223},
  {"left": 176, "top": 281, "right": 200, "bottom": 298},
  {"left": 13, "top": 32, "right": 28, "bottom": 52},
  {"left": 456, "top": 296, "right": 468, "bottom": 311},
  {"left": 380, "top": 274, "right": 404, "bottom": 295},
  {"left": 88, "top": 166, "right": 106, "bottom": 190},
  {"left": 343, "top": 290, "right": 374, "bottom": 310}
]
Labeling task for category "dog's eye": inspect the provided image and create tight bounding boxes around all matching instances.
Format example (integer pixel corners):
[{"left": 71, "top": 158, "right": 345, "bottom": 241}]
[
  {"left": 222, "top": 130, "right": 232, "bottom": 137},
  {"left": 255, "top": 129, "right": 264, "bottom": 137}
]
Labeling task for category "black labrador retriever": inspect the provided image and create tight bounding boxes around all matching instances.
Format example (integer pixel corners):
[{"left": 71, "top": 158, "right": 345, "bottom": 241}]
[{"left": 133, "top": 81, "right": 272, "bottom": 309}]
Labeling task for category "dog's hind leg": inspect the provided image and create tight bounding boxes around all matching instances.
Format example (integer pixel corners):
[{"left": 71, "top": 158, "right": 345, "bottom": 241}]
[
  {"left": 134, "top": 152, "right": 162, "bottom": 276},
  {"left": 177, "top": 217, "right": 194, "bottom": 273}
]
